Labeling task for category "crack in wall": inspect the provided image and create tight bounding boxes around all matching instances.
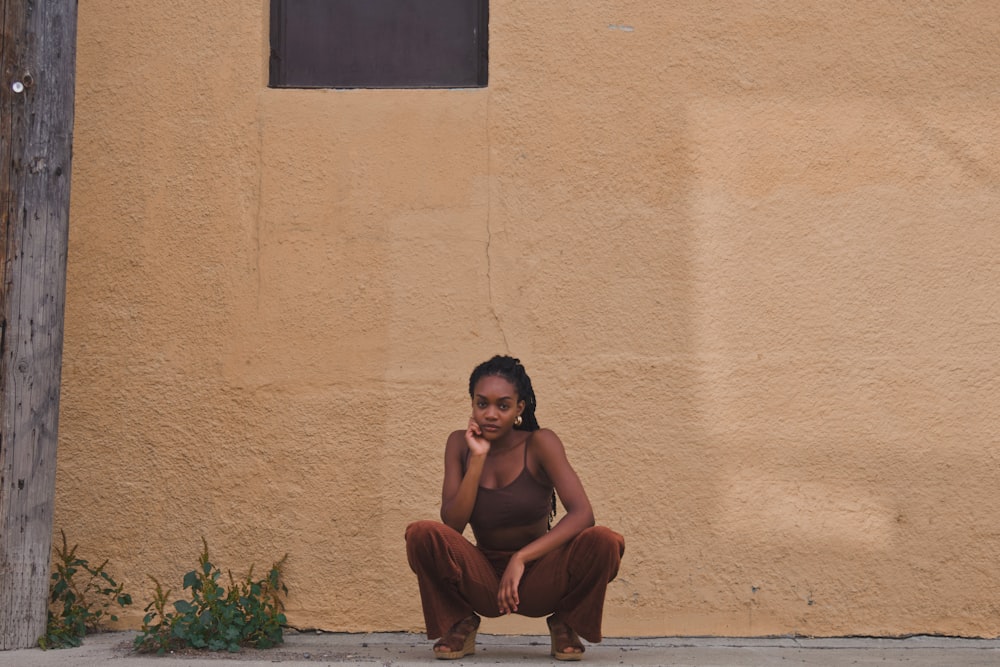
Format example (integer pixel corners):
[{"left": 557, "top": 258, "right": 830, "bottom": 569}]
[
  {"left": 485, "top": 229, "right": 509, "bottom": 353},
  {"left": 485, "top": 91, "right": 509, "bottom": 353}
]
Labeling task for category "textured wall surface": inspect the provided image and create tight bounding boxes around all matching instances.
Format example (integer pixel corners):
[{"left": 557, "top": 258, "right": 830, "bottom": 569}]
[{"left": 56, "top": 1, "right": 1000, "bottom": 637}]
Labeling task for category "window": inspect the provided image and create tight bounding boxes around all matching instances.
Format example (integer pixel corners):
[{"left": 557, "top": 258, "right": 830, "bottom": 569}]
[{"left": 269, "top": 0, "right": 488, "bottom": 89}]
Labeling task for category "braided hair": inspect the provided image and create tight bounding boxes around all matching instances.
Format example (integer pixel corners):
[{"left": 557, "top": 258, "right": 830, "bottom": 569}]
[
  {"left": 468, "top": 355, "right": 539, "bottom": 431},
  {"left": 468, "top": 355, "right": 557, "bottom": 524}
]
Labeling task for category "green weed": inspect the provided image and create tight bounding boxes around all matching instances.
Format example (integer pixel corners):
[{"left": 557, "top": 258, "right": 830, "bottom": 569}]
[
  {"left": 134, "top": 538, "right": 288, "bottom": 654},
  {"left": 38, "top": 530, "right": 132, "bottom": 649}
]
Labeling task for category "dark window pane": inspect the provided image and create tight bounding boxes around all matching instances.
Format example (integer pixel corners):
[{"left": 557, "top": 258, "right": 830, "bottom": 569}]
[{"left": 270, "top": 0, "right": 488, "bottom": 88}]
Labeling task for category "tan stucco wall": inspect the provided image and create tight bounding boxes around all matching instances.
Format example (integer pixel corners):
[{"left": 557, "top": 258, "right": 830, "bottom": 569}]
[{"left": 56, "top": 1, "right": 1000, "bottom": 637}]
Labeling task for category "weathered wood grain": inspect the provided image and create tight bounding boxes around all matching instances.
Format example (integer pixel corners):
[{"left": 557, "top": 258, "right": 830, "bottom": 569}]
[{"left": 0, "top": 0, "right": 77, "bottom": 650}]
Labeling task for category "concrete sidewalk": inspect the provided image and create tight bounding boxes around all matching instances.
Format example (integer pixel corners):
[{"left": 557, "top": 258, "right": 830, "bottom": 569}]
[{"left": 2, "top": 631, "right": 1000, "bottom": 666}]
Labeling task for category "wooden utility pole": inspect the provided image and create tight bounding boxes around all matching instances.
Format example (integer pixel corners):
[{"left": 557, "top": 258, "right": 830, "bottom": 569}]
[{"left": 0, "top": 0, "right": 77, "bottom": 650}]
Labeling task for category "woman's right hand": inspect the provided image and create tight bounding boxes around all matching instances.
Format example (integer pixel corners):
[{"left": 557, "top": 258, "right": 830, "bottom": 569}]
[{"left": 465, "top": 417, "right": 490, "bottom": 457}]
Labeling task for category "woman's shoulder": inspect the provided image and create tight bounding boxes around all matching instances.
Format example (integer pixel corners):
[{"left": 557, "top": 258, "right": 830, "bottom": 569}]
[
  {"left": 446, "top": 429, "right": 467, "bottom": 450},
  {"left": 528, "top": 427, "right": 561, "bottom": 440},
  {"left": 526, "top": 428, "right": 566, "bottom": 452},
  {"left": 526, "top": 429, "right": 573, "bottom": 485}
]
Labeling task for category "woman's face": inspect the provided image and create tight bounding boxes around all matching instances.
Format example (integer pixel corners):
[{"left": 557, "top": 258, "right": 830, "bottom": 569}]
[{"left": 471, "top": 375, "right": 525, "bottom": 441}]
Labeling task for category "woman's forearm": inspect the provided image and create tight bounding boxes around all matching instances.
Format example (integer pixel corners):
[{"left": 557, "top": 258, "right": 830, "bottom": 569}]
[
  {"left": 513, "top": 506, "right": 595, "bottom": 565},
  {"left": 440, "top": 454, "right": 486, "bottom": 531}
]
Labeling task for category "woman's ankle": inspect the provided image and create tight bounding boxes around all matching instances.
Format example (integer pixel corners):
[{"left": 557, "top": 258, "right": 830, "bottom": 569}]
[
  {"left": 547, "top": 614, "right": 584, "bottom": 653},
  {"left": 434, "top": 614, "right": 480, "bottom": 652}
]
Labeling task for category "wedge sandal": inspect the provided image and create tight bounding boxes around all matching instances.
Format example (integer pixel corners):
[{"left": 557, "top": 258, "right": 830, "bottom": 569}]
[
  {"left": 547, "top": 615, "right": 585, "bottom": 661},
  {"left": 433, "top": 614, "right": 480, "bottom": 660}
]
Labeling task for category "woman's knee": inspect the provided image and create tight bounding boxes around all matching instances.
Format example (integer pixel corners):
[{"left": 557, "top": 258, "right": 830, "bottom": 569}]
[
  {"left": 405, "top": 520, "right": 462, "bottom": 553},
  {"left": 405, "top": 520, "right": 447, "bottom": 565},
  {"left": 406, "top": 520, "right": 441, "bottom": 540},
  {"left": 576, "top": 526, "right": 625, "bottom": 559}
]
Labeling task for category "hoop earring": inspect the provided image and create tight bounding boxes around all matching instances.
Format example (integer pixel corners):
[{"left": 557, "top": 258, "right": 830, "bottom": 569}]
[{"left": 515, "top": 415, "right": 523, "bottom": 427}]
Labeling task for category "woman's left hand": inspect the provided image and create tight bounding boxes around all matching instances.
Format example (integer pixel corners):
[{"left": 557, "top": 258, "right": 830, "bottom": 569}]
[{"left": 498, "top": 555, "right": 525, "bottom": 614}]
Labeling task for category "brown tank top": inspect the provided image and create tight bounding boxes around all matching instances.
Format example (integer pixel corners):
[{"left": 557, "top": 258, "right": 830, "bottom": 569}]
[{"left": 467, "top": 441, "right": 553, "bottom": 532}]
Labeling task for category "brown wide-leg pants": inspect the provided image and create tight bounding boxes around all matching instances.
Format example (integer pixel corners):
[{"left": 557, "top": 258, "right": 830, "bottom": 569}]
[{"left": 405, "top": 520, "right": 624, "bottom": 643}]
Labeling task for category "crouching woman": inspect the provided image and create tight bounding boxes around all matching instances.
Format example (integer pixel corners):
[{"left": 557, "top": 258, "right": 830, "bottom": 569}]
[{"left": 405, "top": 355, "right": 624, "bottom": 660}]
